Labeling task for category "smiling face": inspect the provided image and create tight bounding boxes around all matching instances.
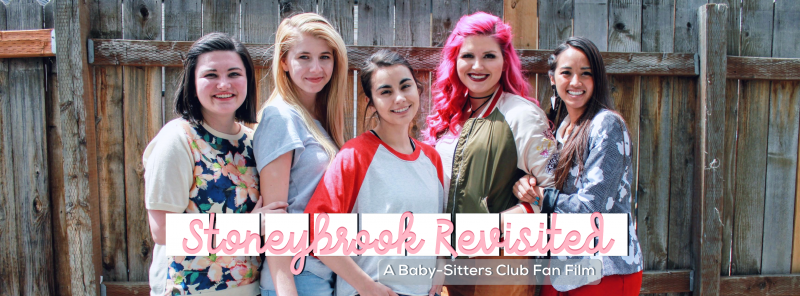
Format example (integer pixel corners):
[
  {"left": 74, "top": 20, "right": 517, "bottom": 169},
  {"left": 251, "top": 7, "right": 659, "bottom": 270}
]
[
  {"left": 368, "top": 64, "right": 420, "bottom": 131},
  {"left": 456, "top": 35, "right": 504, "bottom": 98},
  {"left": 195, "top": 50, "right": 248, "bottom": 120},
  {"left": 550, "top": 47, "right": 595, "bottom": 119},
  {"left": 281, "top": 32, "right": 335, "bottom": 103}
]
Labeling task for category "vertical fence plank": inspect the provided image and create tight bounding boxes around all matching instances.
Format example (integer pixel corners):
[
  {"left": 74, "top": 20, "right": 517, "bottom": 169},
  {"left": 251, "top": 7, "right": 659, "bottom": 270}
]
[
  {"left": 164, "top": 0, "right": 202, "bottom": 121},
  {"left": 730, "top": 0, "right": 773, "bottom": 277},
  {"left": 731, "top": 80, "right": 769, "bottom": 276},
  {"left": 0, "top": 3, "right": 20, "bottom": 296},
  {"left": 574, "top": 0, "right": 608, "bottom": 51},
  {"left": 675, "top": 0, "right": 709, "bottom": 53},
  {"left": 356, "top": 0, "right": 392, "bottom": 137},
  {"left": 693, "top": 4, "right": 727, "bottom": 295},
  {"left": 610, "top": 75, "right": 641, "bottom": 237},
  {"left": 397, "top": 0, "right": 432, "bottom": 140},
  {"left": 7, "top": 1, "right": 54, "bottom": 294},
  {"left": 90, "top": 0, "right": 127, "bottom": 283},
  {"left": 241, "top": 0, "right": 280, "bottom": 111},
  {"left": 318, "top": 0, "right": 354, "bottom": 140},
  {"left": 281, "top": 0, "right": 317, "bottom": 18},
  {"left": 668, "top": 76, "right": 697, "bottom": 287},
  {"left": 469, "top": 0, "right": 502, "bottom": 16},
  {"left": 202, "top": 0, "right": 239, "bottom": 38},
  {"left": 122, "top": 0, "right": 161, "bottom": 282},
  {"left": 764, "top": 0, "right": 800, "bottom": 275},
  {"left": 720, "top": 78, "right": 738, "bottom": 277},
  {"left": 537, "top": 0, "right": 573, "bottom": 126},
  {"left": 505, "top": 0, "right": 539, "bottom": 135},
  {"left": 55, "top": 0, "right": 102, "bottom": 294},
  {"left": 538, "top": 0, "right": 573, "bottom": 50},
  {"left": 432, "top": 0, "right": 467, "bottom": 47},
  {"left": 609, "top": 0, "right": 641, "bottom": 52},
  {"left": 636, "top": 74, "right": 670, "bottom": 275},
  {"left": 642, "top": 0, "right": 674, "bottom": 52},
  {"left": 45, "top": 56, "right": 68, "bottom": 293},
  {"left": 714, "top": 0, "right": 741, "bottom": 278}
]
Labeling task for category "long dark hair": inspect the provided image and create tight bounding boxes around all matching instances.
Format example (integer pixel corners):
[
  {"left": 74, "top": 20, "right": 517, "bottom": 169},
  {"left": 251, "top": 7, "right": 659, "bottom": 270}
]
[
  {"left": 549, "top": 37, "right": 615, "bottom": 189},
  {"left": 359, "top": 49, "right": 423, "bottom": 131},
  {"left": 174, "top": 32, "right": 258, "bottom": 124}
]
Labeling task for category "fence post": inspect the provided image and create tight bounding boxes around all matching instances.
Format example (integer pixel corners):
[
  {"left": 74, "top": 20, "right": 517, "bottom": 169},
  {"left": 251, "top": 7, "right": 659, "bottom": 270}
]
[
  {"left": 693, "top": 3, "right": 728, "bottom": 295},
  {"left": 54, "top": 0, "right": 101, "bottom": 295}
]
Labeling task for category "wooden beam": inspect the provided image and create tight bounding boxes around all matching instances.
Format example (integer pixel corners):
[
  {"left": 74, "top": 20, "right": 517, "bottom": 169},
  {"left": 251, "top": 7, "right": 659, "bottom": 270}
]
[
  {"left": 88, "top": 39, "right": 699, "bottom": 76},
  {"left": 693, "top": 3, "right": 728, "bottom": 296},
  {"left": 640, "top": 270, "right": 692, "bottom": 294},
  {"left": 719, "top": 274, "right": 800, "bottom": 296},
  {"left": 55, "top": 0, "right": 101, "bottom": 295},
  {"left": 0, "top": 29, "right": 54, "bottom": 58},
  {"left": 728, "top": 56, "right": 800, "bottom": 81}
]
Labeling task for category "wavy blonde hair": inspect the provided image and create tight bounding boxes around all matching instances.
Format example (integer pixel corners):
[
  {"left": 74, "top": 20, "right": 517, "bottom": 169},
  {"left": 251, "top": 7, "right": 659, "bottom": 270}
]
[{"left": 263, "top": 13, "right": 348, "bottom": 159}]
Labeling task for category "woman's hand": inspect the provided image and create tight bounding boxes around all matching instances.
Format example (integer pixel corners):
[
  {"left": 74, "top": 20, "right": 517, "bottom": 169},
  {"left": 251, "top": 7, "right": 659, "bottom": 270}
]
[
  {"left": 251, "top": 197, "right": 289, "bottom": 214},
  {"left": 513, "top": 175, "right": 539, "bottom": 204}
]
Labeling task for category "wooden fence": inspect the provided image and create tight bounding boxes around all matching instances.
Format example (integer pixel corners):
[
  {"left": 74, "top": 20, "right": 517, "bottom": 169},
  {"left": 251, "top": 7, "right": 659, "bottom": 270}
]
[{"left": 1, "top": 0, "right": 799, "bottom": 295}]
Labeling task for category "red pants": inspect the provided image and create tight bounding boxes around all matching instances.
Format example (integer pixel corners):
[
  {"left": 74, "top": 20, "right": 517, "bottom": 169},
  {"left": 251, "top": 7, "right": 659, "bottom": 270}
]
[{"left": 540, "top": 270, "right": 643, "bottom": 296}]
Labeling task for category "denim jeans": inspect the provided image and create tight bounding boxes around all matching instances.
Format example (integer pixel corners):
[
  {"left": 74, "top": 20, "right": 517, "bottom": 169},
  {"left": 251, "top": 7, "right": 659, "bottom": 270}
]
[{"left": 260, "top": 270, "right": 334, "bottom": 296}]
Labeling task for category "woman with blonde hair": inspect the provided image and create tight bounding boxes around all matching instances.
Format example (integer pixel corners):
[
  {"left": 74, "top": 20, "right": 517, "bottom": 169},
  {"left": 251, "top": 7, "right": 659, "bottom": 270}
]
[{"left": 252, "top": 12, "right": 348, "bottom": 296}]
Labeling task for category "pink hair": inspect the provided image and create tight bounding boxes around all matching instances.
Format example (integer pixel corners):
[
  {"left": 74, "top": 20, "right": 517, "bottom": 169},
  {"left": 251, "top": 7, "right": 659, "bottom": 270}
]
[{"left": 424, "top": 12, "right": 538, "bottom": 144}]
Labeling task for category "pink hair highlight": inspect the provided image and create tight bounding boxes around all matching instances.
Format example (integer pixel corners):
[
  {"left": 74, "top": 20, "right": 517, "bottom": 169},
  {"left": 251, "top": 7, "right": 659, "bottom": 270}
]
[{"left": 424, "top": 12, "right": 538, "bottom": 144}]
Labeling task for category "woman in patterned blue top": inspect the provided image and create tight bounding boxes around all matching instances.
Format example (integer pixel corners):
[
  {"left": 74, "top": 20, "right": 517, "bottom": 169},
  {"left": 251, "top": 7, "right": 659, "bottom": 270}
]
[
  {"left": 515, "top": 37, "right": 644, "bottom": 295},
  {"left": 144, "top": 33, "right": 287, "bottom": 296}
]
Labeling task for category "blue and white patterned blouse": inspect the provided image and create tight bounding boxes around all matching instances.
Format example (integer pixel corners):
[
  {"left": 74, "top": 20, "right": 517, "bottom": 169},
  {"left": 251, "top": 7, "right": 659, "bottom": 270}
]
[{"left": 541, "top": 109, "right": 643, "bottom": 291}]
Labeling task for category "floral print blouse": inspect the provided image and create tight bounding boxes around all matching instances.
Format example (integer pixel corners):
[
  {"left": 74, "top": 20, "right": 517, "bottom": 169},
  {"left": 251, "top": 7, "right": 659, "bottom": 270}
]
[{"left": 151, "top": 119, "right": 261, "bottom": 295}]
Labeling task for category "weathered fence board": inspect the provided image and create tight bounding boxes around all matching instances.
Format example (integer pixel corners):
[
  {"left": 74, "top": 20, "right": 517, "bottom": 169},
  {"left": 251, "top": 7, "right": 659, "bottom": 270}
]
[
  {"left": 470, "top": 0, "right": 503, "bottom": 16},
  {"left": 89, "top": 40, "right": 700, "bottom": 76},
  {"left": 732, "top": 80, "right": 769, "bottom": 276},
  {"left": 693, "top": 4, "right": 727, "bottom": 294},
  {"left": 202, "top": 0, "right": 239, "bottom": 38},
  {"left": 122, "top": 0, "right": 161, "bottom": 282},
  {"left": 55, "top": 0, "right": 103, "bottom": 294},
  {"left": 242, "top": 0, "right": 279, "bottom": 111},
  {"left": 667, "top": 76, "right": 696, "bottom": 284},
  {"left": 720, "top": 78, "right": 738, "bottom": 277},
  {"left": 356, "top": 0, "right": 393, "bottom": 137},
  {"left": 574, "top": 0, "right": 608, "bottom": 51},
  {"left": 164, "top": 0, "right": 202, "bottom": 122},
  {"left": 608, "top": 0, "right": 642, "bottom": 53},
  {"left": 396, "top": 0, "right": 432, "bottom": 140},
  {"left": 281, "top": 0, "right": 317, "bottom": 18},
  {"left": 718, "top": 274, "right": 800, "bottom": 296},
  {"left": 432, "top": 0, "right": 467, "bottom": 47},
  {"left": 712, "top": 0, "right": 740, "bottom": 56},
  {"left": 762, "top": 0, "right": 800, "bottom": 275},
  {"left": 91, "top": 0, "right": 127, "bottom": 283},
  {"left": 504, "top": 0, "right": 538, "bottom": 50},
  {"left": 0, "top": 4, "right": 20, "bottom": 295},
  {"left": 538, "top": 0, "right": 573, "bottom": 51},
  {"left": 675, "top": 0, "right": 708, "bottom": 53},
  {"left": 637, "top": 75, "right": 670, "bottom": 273},
  {"left": 642, "top": 0, "right": 674, "bottom": 52},
  {"left": 7, "top": 1, "right": 54, "bottom": 294},
  {"left": 45, "top": 58, "right": 69, "bottom": 293}
]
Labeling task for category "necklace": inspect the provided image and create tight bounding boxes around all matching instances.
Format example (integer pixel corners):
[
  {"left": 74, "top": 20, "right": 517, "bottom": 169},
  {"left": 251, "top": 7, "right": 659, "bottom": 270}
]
[
  {"left": 468, "top": 96, "right": 492, "bottom": 118},
  {"left": 468, "top": 93, "right": 493, "bottom": 100}
]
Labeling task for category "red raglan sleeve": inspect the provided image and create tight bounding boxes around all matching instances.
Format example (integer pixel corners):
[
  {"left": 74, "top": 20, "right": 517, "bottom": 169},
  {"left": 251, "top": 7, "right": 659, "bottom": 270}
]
[{"left": 305, "top": 136, "right": 376, "bottom": 242}]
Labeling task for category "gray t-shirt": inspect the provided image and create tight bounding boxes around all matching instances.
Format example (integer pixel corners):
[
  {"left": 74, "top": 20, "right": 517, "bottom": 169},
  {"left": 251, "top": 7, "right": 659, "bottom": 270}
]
[{"left": 254, "top": 97, "right": 335, "bottom": 290}]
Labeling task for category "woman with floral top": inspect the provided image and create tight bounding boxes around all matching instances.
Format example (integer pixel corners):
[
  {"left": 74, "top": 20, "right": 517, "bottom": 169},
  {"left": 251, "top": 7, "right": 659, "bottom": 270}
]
[
  {"left": 253, "top": 13, "right": 349, "bottom": 296},
  {"left": 144, "top": 33, "right": 287, "bottom": 296},
  {"left": 515, "top": 37, "right": 644, "bottom": 295}
]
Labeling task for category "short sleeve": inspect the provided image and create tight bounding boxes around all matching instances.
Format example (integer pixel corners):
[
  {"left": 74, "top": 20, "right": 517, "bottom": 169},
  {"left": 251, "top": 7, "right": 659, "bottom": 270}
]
[
  {"left": 143, "top": 120, "right": 195, "bottom": 213},
  {"left": 253, "top": 102, "right": 307, "bottom": 173},
  {"left": 501, "top": 95, "right": 557, "bottom": 187}
]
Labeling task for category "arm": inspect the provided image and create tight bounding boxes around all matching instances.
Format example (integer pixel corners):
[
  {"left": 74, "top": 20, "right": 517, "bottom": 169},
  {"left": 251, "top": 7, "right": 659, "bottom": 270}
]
[
  {"left": 147, "top": 210, "right": 169, "bottom": 245},
  {"left": 258, "top": 152, "right": 298, "bottom": 296},
  {"left": 541, "top": 114, "right": 631, "bottom": 214}
]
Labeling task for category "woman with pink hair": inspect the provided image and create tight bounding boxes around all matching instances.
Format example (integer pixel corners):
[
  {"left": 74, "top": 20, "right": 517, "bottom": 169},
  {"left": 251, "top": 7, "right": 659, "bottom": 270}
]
[{"left": 425, "top": 12, "right": 557, "bottom": 295}]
